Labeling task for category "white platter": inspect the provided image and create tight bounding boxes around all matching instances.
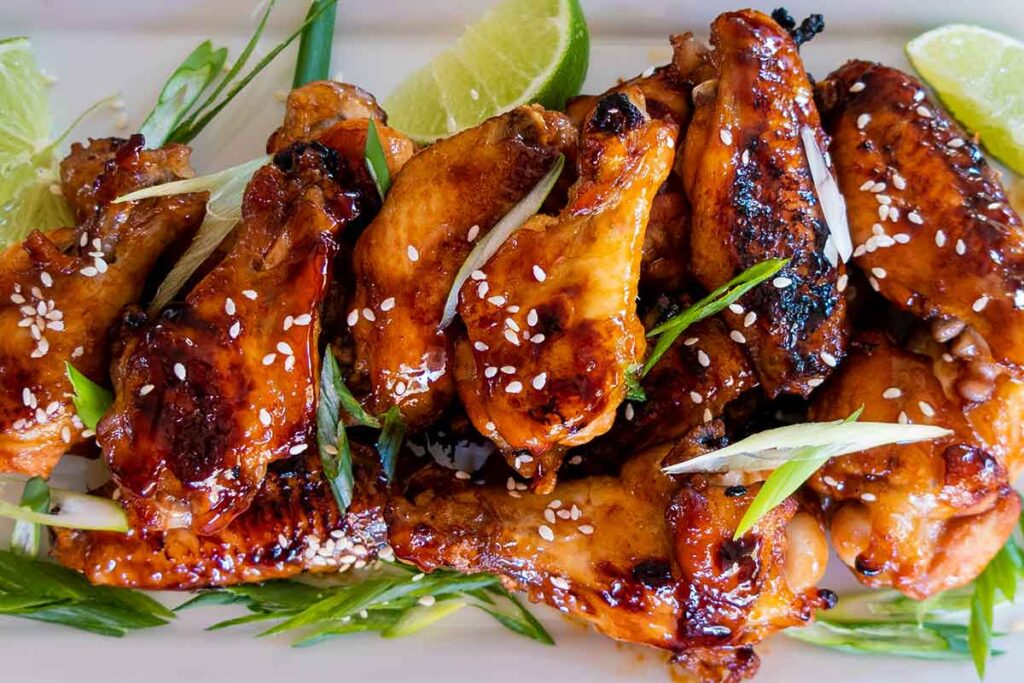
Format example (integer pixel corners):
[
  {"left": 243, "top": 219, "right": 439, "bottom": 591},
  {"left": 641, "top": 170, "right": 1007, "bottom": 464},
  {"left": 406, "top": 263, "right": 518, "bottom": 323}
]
[{"left": 1, "top": 1, "right": 1023, "bottom": 681}]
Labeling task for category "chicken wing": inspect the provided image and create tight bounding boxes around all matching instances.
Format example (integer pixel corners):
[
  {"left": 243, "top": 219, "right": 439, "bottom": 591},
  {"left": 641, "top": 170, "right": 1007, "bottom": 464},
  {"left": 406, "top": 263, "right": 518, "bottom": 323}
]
[
  {"left": 808, "top": 333, "right": 1023, "bottom": 598},
  {"left": 680, "top": 10, "right": 847, "bottom": 397},
  {"left": 267, "top": 81, "right": 389, "bottom": 152},
  {"left": 52, "top": 444, "right": 386, "bottom": 589},
  {"left": 100, "top": 142, "right": 365, "bottom": 535},
  {"left": 453, "top": 89, "right": 676, "bottom": 491},
  {"left": 817, "top": 61, "right": 1024, "bottom": 371},
  {"left": 388, "top": 444, "right": 832, "bottom": 681},
  {"left": 0, "top": 136, "right": 205, "bottom": 476},
  {"left": 349, "top": 106, "right": 576, "bottom": 428}
]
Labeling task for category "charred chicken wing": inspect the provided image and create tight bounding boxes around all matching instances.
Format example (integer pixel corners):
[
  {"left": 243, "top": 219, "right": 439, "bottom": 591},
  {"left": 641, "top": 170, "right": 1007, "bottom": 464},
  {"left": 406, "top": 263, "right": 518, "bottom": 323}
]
[
  {"left": 680, "top": 10, "right": 847, "bottom": 397},
  {"left": 0, "top": 136, "right": 205, "bottom": 476},
  {"left": 453, "top": 89, "right": 676, "bottom": 491}
]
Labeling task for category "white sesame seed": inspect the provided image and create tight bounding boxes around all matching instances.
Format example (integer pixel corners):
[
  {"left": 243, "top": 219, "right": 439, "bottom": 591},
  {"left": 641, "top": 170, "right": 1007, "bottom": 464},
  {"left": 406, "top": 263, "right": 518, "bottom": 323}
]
[
  {"left": 473, "top": 341, "right": 489, "bottom": 352},
  {"left": 849, "top": 81, "right": 866, "bottom": 93},
  {"left": 61, "top": 426, "right": 71, "bottom": 443},
  {"left": 861, "top": 492, "right": 877, "bottom": 502},
  {"left": 415, "top": 594, "right": 437, "bottom": 607},
  {"left": 505, "top": 381, "right": 523, "bottom": 394},
  {"left": 259, "top": 409, "right": 272, "bottom": 427},
  {"left": 915, "top": 105, "right": 932, "bottom": 118},
  {"left": 395, "top": 381, "right": 406, "bottom": 395},
  {"left": 956, "top": 239, "right": 966, "bottom": 256},
  {"left": 532, "top": 373, "right": 547, "bottom": 390},
  {"left": 40, "top": 272, "right": 53, "bottom": 288},
  {"left": 484, "top": 366, "right": 498, "bottom": 378},
  {"left": 882, "top": 387, "right": 902, "bottom": 399},
  {"left": 10, "top": 293, "right": 25, "bottom": 304},
  {"left": 935, "top": 230, "right": 947, "bottom": 247},
  {"left": 918, "top": 401, "right": 936, "bottom": 418},
  {"left": 72, "top": 346, "right": 84, "bottom": 358},
  {"left": 544, "top": 508, "right": 556, "bottom": 524},
  {"left": 987, "top": 202, "right": 1002, "bottom": 210},
  {"left": 772, "top": 277, "right": 792, "bottom": 288},
  {"left": 538, "top": 525, "right": 555, "bottom": 542},
  {"left": 532, "top": 265, "right": 547, "bottom": 282},
  {"left": 551, "top": 577, "right": 570, "bottom": 590},
  {"left": 837, "top": 274, "right": 849, "bottom": 292},
  {"left": 504, "top": 329, "right": 520, "bottom": 346},
  {"left": 225, "top": 298, "right": 236, "bottom": 315},
  {"left": 362, "top": 307, "right": 376, "bottom": 322},
  {"left": 729, "top": 330, "right": 746, "bottom": 344},
  {"left": 488, "top": 295, "right": 506, "bottom": 306},
  {"left": 808, "top": 377, "right": 825, "bottom": 388},
  {"left": 173, "top": 363, "right": 187, "bottom": 381},
  {"left": 476, "top": 282, "right": 489, "bottom": 298},
  {"left": 289, "top": 444, "right": 308, "bottom": 455},
  {"left": 868, "top": 276, "right": 880, "bottom": 291},
  {"left": 728, "top": 303, "right": 744, "bottom": 315},
  {"left": 242, "top": 289, "right": 258, "bottom": 300},
  {"left": 684, "top": 337, "right": 699, "bottom": 346},
  {"left": 530, "top": 334, "right": 545, "bottom": 344},
  {"left": 277, "top": 341, "right": 294, "bottom": 356},
  {"left": 972, "top": 295, "right": 989, "bottom": 312},
  {"left": 293, "top": 314, "right": 312, "bottom": 326},
  {"left": 380, "top": 297, "right": 395, "bottom": 312},
  {"left": 741, "top": 149, "right": 750, "bottom": 165},
  {"left": 891, "top": 173, "right": 906, "bottom": 190},
  {"left": 578, "top": 524, "right": 594, "bottom": 535},
  {"left": 526, "top": 309, "right": 539, "bottom": 327},
  {"left": 228, "top": 321, "right": 241, "bottom": 339},
  {"left": 139, "top": 384, "right": 154, "bottom": 396},
  {"left": 347, "top": 309, "right": 359, "bottom": 326},
  {"left": 870, "top": 182, "right": 886, "bottom": 193},
  {"left": 894, "top": 233, "right": 911, "bottom": 244},
  {"left": 262, "top": 353, "right": 277, "bottom": 366},
  {"left": 821, "top": 351, "right": 837, "bottom": 367},
  {"left": 485, "top": 422, "right": 496, "bottom": 432},
  {"left": 93, "top": 258, "right": 108, "bottom": 274},
  {"left": 859, "top": 180, "right": 875, "bottom": 191},
  {"left": 907, "top": 211, "right": 924, "bottom": 225},
  {"left": 505, "top": 317, "right": 520, "bottom": 332},
  {"left": 80, "top": 266, "right": 98, "bottom": 277},
  {"left": 500, "top": 366, "right": 516, "bottom": 374},
  {"left": 856, "top": 113, "right": 871, "bottom": 130},
  {"left": 875, "top": 194, "right": 891, "bottom": 205},
  {"left": 689, "top": 391, "right": 703, "bottom": 404},
  {"left": 283, "top": 316, "right": 294, "bottom": 331},
  {"left": 947, "top": 137, "right": 964, "bottom": 148},
  {"left": 407, "top": 245, "right": 419, "bottom": 262},
  {"left": 470, "top": 270, "right": 486, "bottom": 281},
  {"left": 871, "top": 267, "right": 887, "bottom": 279},
  {"left": 696, "top": 349, "right": 710, "bottom": 367},
  {"left": 467, "top": 224, "right": 480, "bottom": 241},
  {"left": 624, "top": 403, "right": 635, "bottom": 420},
  {"left": 455, "top": 470, "right": 471, "bottom": 480}
]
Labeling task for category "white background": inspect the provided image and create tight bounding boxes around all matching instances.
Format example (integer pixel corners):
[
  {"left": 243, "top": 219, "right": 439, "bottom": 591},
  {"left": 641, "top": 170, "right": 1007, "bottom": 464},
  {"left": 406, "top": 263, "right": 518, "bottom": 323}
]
[{"left": 1, "top": 0, "right": 1023, "bottom": 681}]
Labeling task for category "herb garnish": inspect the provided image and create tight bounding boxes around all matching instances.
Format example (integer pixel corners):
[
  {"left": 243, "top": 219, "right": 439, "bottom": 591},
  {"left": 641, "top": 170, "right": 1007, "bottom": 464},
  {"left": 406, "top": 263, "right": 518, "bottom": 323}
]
[
  {"left": 365, "top": 118, "right": 392, "bottom": 200},
  {"left": 65, "top": 362, "right": 112, "bottom": 430},
  {"left": 376, "top": 407, "right": 407, "bottom": 482},
  {"left": 292, "top": 0, "right": 339, "bottom": 88},
  {"left": 10, "top": 477, "right": 49, "bottom": 557},
  {"left": 317, "top": 352, "right": 358, "bottom": 513}
]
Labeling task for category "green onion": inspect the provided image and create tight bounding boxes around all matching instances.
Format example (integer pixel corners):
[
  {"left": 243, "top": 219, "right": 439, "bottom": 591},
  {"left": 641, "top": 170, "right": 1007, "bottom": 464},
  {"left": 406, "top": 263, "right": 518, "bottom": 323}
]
[
  {"left": 439, "top": 155, "right": 565, "bottom": 330},
  {"left": 292, "top": 0, "right": 338, "bottom": 88},
  {"left": 376, "top": 406, "right": 407, "bottom": 482},
  {"left": 641, "top": 258, "right": 788, "bottom": 376},
  {"left": 365, "top": 118, "right": 391, "bottom": 200},
  {"left": 381, "top": 598, "right": 466, "bottom": 638},
  {"left": 0, "top": 478, "right": 128, "bottom": 532},
  {"left": 969, "top": 531, "right": 1024, "bottom": 678},
  {"left": 10, "top": 477, "right": 50, "bottom": 557},
  {"left": 317, "top": 351, "right": 357, "bottom": 513},
  {"left": 623, "top": 363, "right": 646, "bottom": 402},
  {"left": 64, "top": 362, "right": 112, "bottom": 431},
  {"left": 138, "top": 41, "right": 228, "bottom": 148}
]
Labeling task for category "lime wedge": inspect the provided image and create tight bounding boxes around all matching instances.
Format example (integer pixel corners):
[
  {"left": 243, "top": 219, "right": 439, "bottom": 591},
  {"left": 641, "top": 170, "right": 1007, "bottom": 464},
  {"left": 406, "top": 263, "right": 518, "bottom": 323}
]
[
  {"left": 907, "top": 25, "right": 1024, "bottom": 175},
  {"left": 383, "top": 0, "right": 589, "bottom": 143},
  {"left": 0, "top": 37, "right": 72, "bottom": 246}
]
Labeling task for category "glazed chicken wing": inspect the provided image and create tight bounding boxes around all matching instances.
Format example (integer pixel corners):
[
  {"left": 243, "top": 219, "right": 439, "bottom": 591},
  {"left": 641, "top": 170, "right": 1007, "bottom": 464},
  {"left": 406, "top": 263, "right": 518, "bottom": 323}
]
[
  {"left": 388, "top": 445, "right": 831, "bottom": 681},
  {"left": 453, "top": 89, "right": 676, "bottom": 491},
  {"left": 0, "top": 136, "right": 205, "bottom": 476},
  {"left": 349, "top": 106, "right": 576, "bottom": 428},
  {"left": 100, "top": 143, "right": 364, "bottom": 535},
  {"left": 817, "top": 61, "right": 1024, "bottom": 371},
  {"left": 808, "top": 334, "right": 1023, "bottom": 598},
  {"left": 52, "top": 444, "right": 386, "bottom": 589},
  {"left": 680, "top": 10, "right": 847, "bottom": 397}
]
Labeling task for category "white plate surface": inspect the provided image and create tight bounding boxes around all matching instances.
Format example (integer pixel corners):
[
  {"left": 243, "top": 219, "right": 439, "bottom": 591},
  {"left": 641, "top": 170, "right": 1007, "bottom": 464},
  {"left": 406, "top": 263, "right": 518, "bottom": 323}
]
[{"left": 1, "top": 1, "right": 1023, "bottom": 681}]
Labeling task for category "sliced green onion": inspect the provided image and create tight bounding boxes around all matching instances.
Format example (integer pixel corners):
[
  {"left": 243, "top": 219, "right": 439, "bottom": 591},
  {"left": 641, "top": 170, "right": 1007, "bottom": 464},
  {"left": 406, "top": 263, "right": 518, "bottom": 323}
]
[
  {"left": 114, "top": 155, "right": 271, "bottom": 311},
  {"left": 376, "top": 406, "right": 407, "bottom": 482},
  {"left": 438, "top": 155, "right": 565, "bottom": 330},
  {"left": 642, "top": 258, "right": 787, "bottom": 376},
  {"left": 365, "top": 118, "right": 391, "bottom": 200},
  {"left": 292, "top": 0, "right": 338, "bottom": 88},
  {"left": 317, "top": 352, "right": 356, "bottom": 513},
  {"left": 139, "top": 41, "right": 228, "bottom": 148},
  {"left": 10, "top": 477, "right": 50, "bottom": 557},
  {"left": 0, "top": 479, "right": 127, "bottom": 532},
  {"left": 800, "top": 126, "right": 851, "bottom": 266},
  {"left": 381, "top": 599, "right": 466, "bottom": 638},
  {"left": 624, "top": 364, "right": 646, "bottom": 402},
  {"left": 65, "top": 362, "right": 113, "bottom": 430}
]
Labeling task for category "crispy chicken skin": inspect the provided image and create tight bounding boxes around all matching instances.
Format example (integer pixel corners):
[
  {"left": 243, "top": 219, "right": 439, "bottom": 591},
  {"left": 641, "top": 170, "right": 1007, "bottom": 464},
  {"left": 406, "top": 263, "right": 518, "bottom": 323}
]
[
  {"left": 680, "top": 10, "right": 847, "bottom": 397},
  {"left": 389, "top": 445, "right": 831, "bottom": 681},
  {"left": 808, "top": 334, "right": 1023, "bottom": 598},
  {"left": 267, "top": 81, "right": 389, "bottom": 152},
  {"left": 100, "top": 143, "right": 363, "bottom": 535},
  {"left": 453, "top": 89, "right": 676, "bottom": 491},
  {"left": 0, "top": 136, "right": 205, "bottom": 476},
  {"left": 53, "top": 445, "right": 386, "bottom": 589},
  {"left": 349, "top": 106, "right": 576, "bottom": 428},
  {"left": 817, "top": 61, "right": 1024, "bottom": 371}
]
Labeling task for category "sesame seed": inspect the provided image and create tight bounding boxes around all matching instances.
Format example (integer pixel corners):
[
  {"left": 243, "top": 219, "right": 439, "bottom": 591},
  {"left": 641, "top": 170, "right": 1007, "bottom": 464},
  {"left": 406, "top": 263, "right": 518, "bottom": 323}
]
[
  {"left": 277, "top": 341, "right": 294, "bottom": 356},
  {"left": 455, "top": 470, "right": 471, "bottom": 480},
  {"left": 362, "top": 307, "right": 376, "bottom": 322},
  {"left": 242, "top": 290, "right": 258, "bottom": 300},
  {"left": 859, "top": 180, "right": 874, "bottom": 191},
  {"left": 689, "top": 391, "right": 703, "bottom": 404},
  {"left": 283, "top": 316, "right": 294, "bottom": 331},
  {"left": 551, "top": 577, "right": 570, "bottom": 590},
  {"left": 875, "top": 194, "right": 891, "bottom": 205},
  {"left": 470, "top": 270, "right": 487, "bottom": 281},
  {"left": 918, "top": 401, "right": 936, "bottom": 417},
  {"left": 868, "top": 276, "right": 880, "bottom": 291},
  {"left": 837, "top": 274, "right": 849, "bottom": 292},
  {"left": 10, "top": 293, "right": 25, "bottom": 304},
  {"left": 935, "top": 230, "right": 947, "bottom": 247},
  {"left": 505, "top": 381, "right": 523, "bottom": 394},
  {"left": 624, "top": 403, "right": 635, "bottom": 420},
  {"left": 530, "top": 334, "right": 545, "bottom": 344},
  {"left": 407, "top": 245, "right": 419, "bottom": 261},
  {"left": 898, "top": 411, "right": 909, "bottom": 425},
  {"left": 892, "top": 173, "right": 906, "bottom": 190},
  {"left": 484, "top": 366, "right": 498, "bottom": 378},
  {"left": 80, "top": 266, "right": 98, "bottom": 277},
  {"left": 485, "top": 421, "right": 496, "bottom": 431},
  {"left": 808, "top": 377, "right": 825, "bottom": 388},
  {"left": 915, "top": 105, "right": 932, "bottom": 118},
  {"left": 473, "top": 341, "right": 489, "bottom": 352},
  {"left": 849, "top": 81, "right": 866, "bottom": 93},
  {"left": 487, "top": 295, "right": 506, "bottom": 306},
  {"left": 477, "top": 282, "right": 489, "bottom": 297},
  {"left": 719, "top": 129, "right": 733, "bottom": 145},
  {"left": 500, "top": 366, "right": 516, "bottom": 374},
  {"left": 173, "top": 363, "right": 187, "bottom": 381},
  {"left": 568, "top": 455, "right": 582, "bottom": 465},
  {"left": 139, "top": 384, "right": 154, "bottom": 396},
  {"left": 504, "top": 329, "right": 520, "bottom": 346},
  {"left": 987, "top": 202, "right": 1002, "bottom": 210},
  {"left": 532, "top": 373, "right": 547, "bottom": 390},
  {"left": 289, "top": 444, "right": 308, "bottom": 455},
  {"left": 94, "top": 258, "right": 108, "bottom": 274},
  {"left": 956, "top": 239, "right": 966, "bottom": 256},
  {"left": 728, "top": 302, "right": 744, "bottom": 315},
  {"left": 527, "top": 309, "right": 539, "bottom": 326},
  {"left": 61, "top": 426, "right": 71, "bottom": 443},
  {"left": 729, "top": 330, "right": 746, "bottom": 344},
  {"left": 697, "top": 349, "right": 710, "bottom": 367},
  {"left": 856, "top": 113, "right": 871, "bottom": 129},
  {"left": 532, "top": 265, "right": 547, "bottom": 282},
  {"left": 871, "top": 267, "right": 887, "bottom": 279},
  {"left": 262, "top": 353, "right": 277, "bottom": 366},
  {"left": 505, "top": 318, "right": 520, "bottom": 332},
  {"left": 346, "top": 309, "right": 359, "bottom": 326},
  {"left": 907, "top": 211, "right": 924, "bottom": 225},
  {"left": 947, "top": 137, "right": 964, "bottom": 148},
  {"left": 773, "top": 277, "right": 792, "bottom": 288},
  {"left": 684, "top": 337, "right": 699, "bottom": 346},
  {"left": 877, "top": 205, "right": 888, "bottom": 221},
  {"left": 882, "top": 387, "right": 902, "bottom": 399},
  {"left": 40, "top": 272, "right": 53, "bottom": 288},
  {"left": 417, "top": 595, "right": 436, "bottom": 607},
  {"left": 380, "top": 297, "right": 395, "bottom": 311},
  {"left": 821, "top": 351, "right": 837, "bottom": 367},
  {"left": 538, "top": 525, "right": 555, "bottom": 542},
  {"left": 395, "top": 381, "right": 406, "bottom": 395},
  {"left": 467, "top": 225, "right": 480, "bottom": 241},
  {"left": 870, "top": 182, "right": 886, "bottom": 193},
  {"left": 861, "top": 492, "right": 877, "bottom": 502},
  {"left": 259, "top": 409, "right": 271, "bottom": 426},
  {"left": 972, "top": 295, "right": 989, "bottom": 312},
  {"left": 544, "top": 508, "right": 556, "bottom": 523},
  {"left": 894, "top": 233, "right": 911, "bottom": 244},
  {"left": 293, "top": 314, "right": 312, "bottom": 326},
  {"left": 578, "top": 525, "right": 594, "bottom": 535},
  {"left": 225, "top": 298, "right": 236, "bottom": 315},
  {"left": 741, "top": 149, "right": 750, "bottom": 165}
]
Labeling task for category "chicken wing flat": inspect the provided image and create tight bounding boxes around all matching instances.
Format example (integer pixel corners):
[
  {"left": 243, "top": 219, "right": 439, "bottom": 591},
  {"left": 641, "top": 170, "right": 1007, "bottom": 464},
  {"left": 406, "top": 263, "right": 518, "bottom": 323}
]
[
  {"left": 0, "top": 136, "right": 205, "bottom": 476},
  {"left": 453, "top": 89, "right": 676, "bottom": 491},
  {"left": 267, "top": 81, "right": 389, "bottom": 152},
  {"left": 100, "top": 143, "right": 364, "bottom": 535},
  {"left": 808, "top": 333, "right": 1023, "bottom": 598},
  {"left": 680, "top": 10, "right": 847, "bottom": 397},
  {"left": 52, "top": 445, "right": 386, "bottom": 589},
  {"left": 388, "top": 445, "right": 832, "bottom": 681},
  {"left": 349, "top": 106, "right": 576, "bottom": 428},
  {"left": 817, "top": 61, "right": 1024, "bottom": 371}
]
